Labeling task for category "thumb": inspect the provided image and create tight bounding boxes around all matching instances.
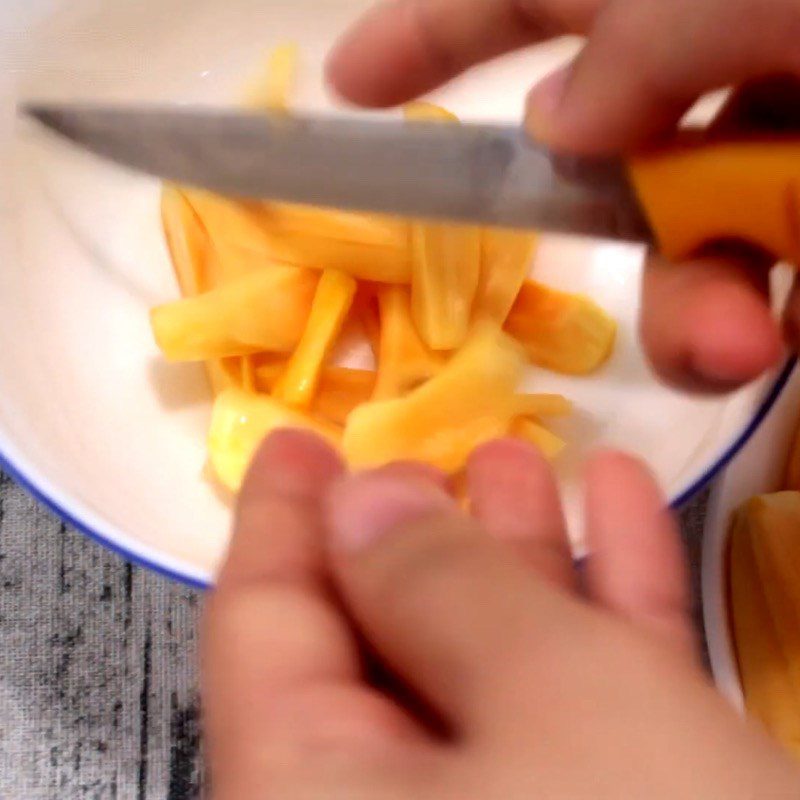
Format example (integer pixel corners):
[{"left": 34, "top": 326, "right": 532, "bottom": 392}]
[{"left": 323, "top": 469, "right": 579, "bottom": 733}]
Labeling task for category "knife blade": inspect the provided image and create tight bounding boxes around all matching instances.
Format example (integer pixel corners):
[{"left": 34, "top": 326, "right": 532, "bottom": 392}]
[{"left": 22, "top": 103, "right": 652, "bottom": 242}]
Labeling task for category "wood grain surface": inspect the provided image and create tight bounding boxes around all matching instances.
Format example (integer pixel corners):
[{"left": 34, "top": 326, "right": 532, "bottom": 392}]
[{"left": 0, "top": 469, "right": 708, "bottom": 799}]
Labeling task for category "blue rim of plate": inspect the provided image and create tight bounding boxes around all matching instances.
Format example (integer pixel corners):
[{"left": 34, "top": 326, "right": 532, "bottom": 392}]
[
  {"left": 0, "top": 448, "right": 210, "bottom": 590},
  {"left": 0, "top": 355, "right": 796, "bottom": 591},
  {"left": 670, "top": 356, "right": 797, "bottom": 508}
]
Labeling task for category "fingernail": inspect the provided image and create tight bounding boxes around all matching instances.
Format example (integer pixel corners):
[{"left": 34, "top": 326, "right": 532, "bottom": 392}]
[
  {"left": 525, "top": 64, "right": 571, "bottom": 140},
  {"left": 326, "top": 473, "right": 452, "bottom": 552}
]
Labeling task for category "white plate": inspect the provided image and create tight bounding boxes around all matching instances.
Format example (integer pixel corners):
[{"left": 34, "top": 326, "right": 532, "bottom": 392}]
[
  {"left": 702, "top": 362, "right": 800, "bottom": 709},
  {"left": 0, "top": 0, "right": 793, "bottom": 586}
]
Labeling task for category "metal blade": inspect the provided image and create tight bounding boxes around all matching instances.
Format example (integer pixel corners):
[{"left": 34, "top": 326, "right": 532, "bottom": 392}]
[{"left": 23, "top": 103, "right": 651, "bottom": 241}]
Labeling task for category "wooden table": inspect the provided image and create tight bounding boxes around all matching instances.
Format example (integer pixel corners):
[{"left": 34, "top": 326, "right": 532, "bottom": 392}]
[{"left": 0, "top": 470, "right": 708, "bottom": 799}]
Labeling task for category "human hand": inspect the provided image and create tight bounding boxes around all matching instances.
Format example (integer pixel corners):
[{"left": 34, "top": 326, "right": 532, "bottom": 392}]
[
  {"left": 202, "top": 430, "right": 799, "bottom": 799},
  {"left": 326, "top": 0, "right": 800, "bottom": 393}
]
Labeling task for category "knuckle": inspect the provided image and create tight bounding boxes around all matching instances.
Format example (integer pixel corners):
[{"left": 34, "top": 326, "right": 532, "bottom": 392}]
[{"left": 363, "top": 515, "right": 485, "bottom": 612}]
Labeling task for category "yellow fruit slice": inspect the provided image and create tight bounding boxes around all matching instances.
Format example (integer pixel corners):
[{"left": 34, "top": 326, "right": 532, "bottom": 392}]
[
  {"left": 273, "top": 269, "right": 358, "bottom": 409},
  {"left": 411, "top": 221, "right": 481, "bottom": 351},
  {"left": 161, "top": 186, "right": 211, "bottom": 295},
  {"left": 258, "top": 203, "right": 409, "bottom": 249},
  {"left": 373, "top": 285, "right": 442, "bottom": 399},
  {"left": 242, "top": 42, "right": 299, "bottom": 111},
  {"left": 510, "top": 393, "right": 573, "bottom": 419},
  {"left": 161, "top": 186, "right": 249, "bottom": 393},
  {"left": 184, "top": 190, "right": 411, "bottom": 283},
  {"left": 208, "top": 388, "right": 341, "bottom": 492},
  {"left": 404, "top": 102, "right": 459, "bottom": 122},
  {"left": 255, "top": 360, "right": 376, "bottom": 426},
  {"left": 476, "top": 229, "right": 536, "bottom": 324},
  {"left": 403, "top": 102, "right": 479, "bottom": 350},
  {"left": 150, "top": 267, "right": 318, "bottom": 361},
  {"left": 343, "top": 323, "right": 525, "bottom": 472},
  {"left": 506, "top": 280, "right": 617, "bottom": 374},
  {"left": 511, "top": 418, "right": 566, "bottom": 459}
]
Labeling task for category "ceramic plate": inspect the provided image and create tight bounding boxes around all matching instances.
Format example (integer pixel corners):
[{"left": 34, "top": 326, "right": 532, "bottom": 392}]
[{"left": 0, "top": 0, "right": 793, "bottom": 585}]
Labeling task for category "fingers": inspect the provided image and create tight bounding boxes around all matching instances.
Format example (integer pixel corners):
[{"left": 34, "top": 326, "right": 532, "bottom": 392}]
[
  {"left": 583, "top": 451, "right": 696, "bottom": 657},
  {"left": 526, "top": 0, "right": 800, "bottom": 153},
  {"left": 221, "top": 429, "right": 344, "bottom": 587},
  {"left": 467, "top": 438, "right": 575, "bottom": 590},
  {"left": 324, "top": 468, "right": 578, "bottom": 730},
  {"left": 636, "top": 77, "right": 796, "bottom": 390},
  {"left": 204, "top": 431, "right": 420, "bottom": 787},
  {"left": 640, "top": 250, "right": 781, "bottom": 392},
  {"left": 327, "top": 0, "right": 601, "bottom": 107}
]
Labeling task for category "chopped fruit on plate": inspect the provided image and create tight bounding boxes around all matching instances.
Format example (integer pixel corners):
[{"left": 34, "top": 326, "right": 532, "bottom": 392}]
[
  {"left": 272, "top": 268, "right": 358, "bottom": 409},
  {"left": 511, "top": 418, "right": 567, "bottom": 460},
  {"left": 149, "top": 44, "right": 619, "bottom": 494},
  {"left": 476, "top": 229, "right": 537, "bottom": 324},
  {"left": 256, "top": 361, "right": 376, "bottom": 426},
  {"left": 241, "top": 41, "right": 299, "bottom": 111},
  {"left": 373, "top": 285, "right": 442, "bottom": 399},
  {"left": 506, "top": 280, "right": 617, "bottom": 374},
  {"left": 403, "top": 103, "right": 481, "bottom": 350},
  {"left": 343, "top": 323, "right": 529, "bottom": 472},
  {"left": 150, "top": 266, "right": 318, "bottom": 361},
  {"left": 410, "top": 220, "right": 482, "bottom": 351},
  {"left": 181, "top": 190, "right": 412, "bottom": 283},
  {"left": 208, "top": 388, "right": 341, "bottom": 493}
]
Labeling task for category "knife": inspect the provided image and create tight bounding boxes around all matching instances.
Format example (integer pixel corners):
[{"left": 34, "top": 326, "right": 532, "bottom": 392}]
[{"left": 22, "top": 103, "right": 800, "bottom": 263}]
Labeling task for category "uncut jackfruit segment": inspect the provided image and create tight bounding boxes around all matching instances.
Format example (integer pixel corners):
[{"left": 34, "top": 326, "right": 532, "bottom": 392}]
[
  {"left": 730, "top": 492, "right": 800, "bottom": 760},
  {"left": 161, "top": 186, "right": 252, "bottom": 394},
  {"left": 184, "top": 188, "right": 409, "bottom": 249},
  {"left": 411, "top": 221, "right": 481, "bottom": 351},
  {"left": 150, "top": 266, "right": 318, "bottom": 361},
  {"left": 403, "top": 102, "right": 459, "bottom": 122},
  {"left": 272, "top": 269, "right": 358, "bottom": 409},
  {"left": 182, "top": 190, "right": 411, "bottom": 283},
  {"left": 256, "top": 361, "right": 375, "bottom": 425},
  {"left": 344, "top": 324, "right": 533, "bottom": 472},
  {"left": 161, "top": 187, "right": 210, "bottom": 296},
  {"left": 510, "top": 393, "right": 573, "bottom": 419},
  {"left": 208, "top": 388, "right": 341, "bottom": 493},
  {"left": 506, "top": 281, "right": 617, "bottom": 375}
]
